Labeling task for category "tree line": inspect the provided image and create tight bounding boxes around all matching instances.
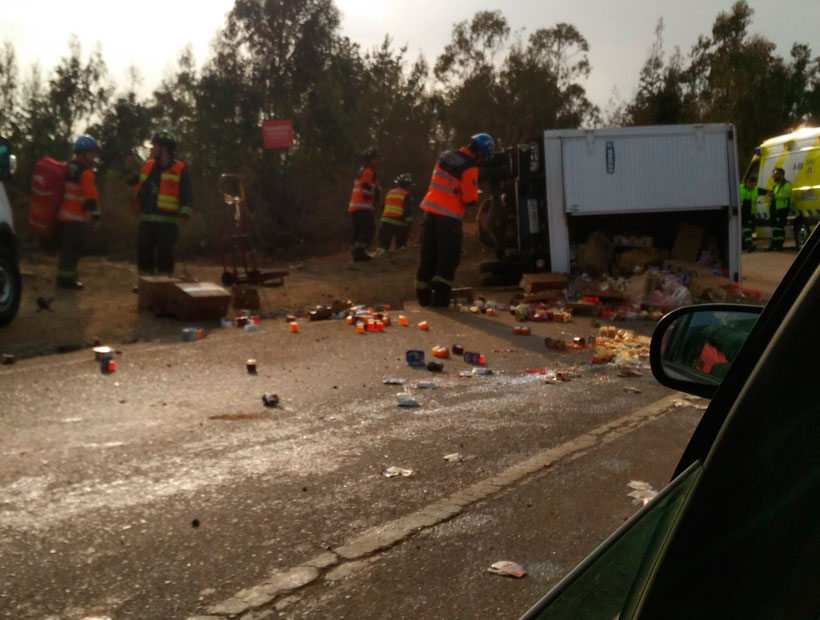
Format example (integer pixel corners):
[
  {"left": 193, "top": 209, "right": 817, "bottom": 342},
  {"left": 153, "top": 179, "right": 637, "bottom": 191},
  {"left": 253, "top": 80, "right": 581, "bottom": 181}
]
[{"left": 0, "top": 0, "right": 817, "bottom": 259}]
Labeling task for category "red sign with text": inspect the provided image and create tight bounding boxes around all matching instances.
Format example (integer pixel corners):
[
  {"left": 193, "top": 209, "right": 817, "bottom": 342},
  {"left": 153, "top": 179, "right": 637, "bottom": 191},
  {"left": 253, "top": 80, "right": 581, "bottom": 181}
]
[{"left": 262, "top": 120, "right": 294, "bottom": 149}]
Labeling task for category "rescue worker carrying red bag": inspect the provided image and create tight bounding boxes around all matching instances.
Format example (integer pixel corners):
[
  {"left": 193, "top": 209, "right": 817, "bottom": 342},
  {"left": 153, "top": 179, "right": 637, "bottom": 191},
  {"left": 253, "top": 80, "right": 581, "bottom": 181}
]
[
  {"left": 348, "top": 146, "right": 380, "bottom": 262},
  {"left": 415, "top": 133, "right": 494, "bottom": 307},
  {"left": 130, "top": 130, "right": 193, "bottom": 276},
  {"left": 56, "top": 134, "right": 101, "bottom": 290}
]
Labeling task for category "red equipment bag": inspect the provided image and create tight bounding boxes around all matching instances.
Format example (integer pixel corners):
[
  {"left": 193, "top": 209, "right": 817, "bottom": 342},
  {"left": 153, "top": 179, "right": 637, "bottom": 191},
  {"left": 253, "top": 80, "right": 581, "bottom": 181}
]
[{"left": 29, "top": 157, "right": 68, "bottom": 238}]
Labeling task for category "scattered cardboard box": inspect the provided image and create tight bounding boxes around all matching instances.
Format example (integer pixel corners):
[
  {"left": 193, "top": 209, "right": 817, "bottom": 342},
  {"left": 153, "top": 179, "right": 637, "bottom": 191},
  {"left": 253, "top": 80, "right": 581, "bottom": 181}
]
[
  {"left": 519, "top": 272, "right": 569, "bottom": 294},
  {"left": 138, "top": 276, "right": 181, "bottom": 315},
  {"left": 688, "top": 276, "right": 733, "bottom": 301},
  {"left": 566, "top": 301, "right": 601, "bottom": 317},
  {"left": 671, "top": 223, "right": 706, "bottom": 262},
  {"left": 616, "top": 248, "right": 669, "bottom": 273},
  {"left": 168, "top": 282, "right": 232, "bottom": 321},
  {"left": 232, "top": 285, "right": 260, "bottom": 310},
  {"left": 576, "top": 231, "right": 614, "bottom": 275},
  {"left": 663, "top": 259, "right": 713, "bottom": 279}
]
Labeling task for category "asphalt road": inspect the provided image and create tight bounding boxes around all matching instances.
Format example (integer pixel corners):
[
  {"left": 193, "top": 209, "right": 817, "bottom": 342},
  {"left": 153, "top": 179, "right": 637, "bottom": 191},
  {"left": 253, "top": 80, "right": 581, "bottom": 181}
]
[{"left": 0, "top": 306, "right": 706, "bottom": 620}]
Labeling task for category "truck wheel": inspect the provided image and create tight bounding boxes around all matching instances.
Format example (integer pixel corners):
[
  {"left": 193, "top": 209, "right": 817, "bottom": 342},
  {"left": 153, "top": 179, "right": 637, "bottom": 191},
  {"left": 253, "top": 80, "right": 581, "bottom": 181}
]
[
  {"left": 0, "top": 245, "right": 22, "bottom": 326},
  {"left": 796, "top": 224, "right": 810, "bottom": 250}
]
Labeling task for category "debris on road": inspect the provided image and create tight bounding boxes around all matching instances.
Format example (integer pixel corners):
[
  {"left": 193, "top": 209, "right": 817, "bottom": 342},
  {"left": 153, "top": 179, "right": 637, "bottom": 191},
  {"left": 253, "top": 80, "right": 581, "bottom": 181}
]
[
  {"left": 415, "top": 381, "right": 439, "bottom": 389},
  {"left": 36, "top": 296, "right": 53, "bottom": 312},
  {"left": 2, "top": 353, "right": 14, "bottom": 365},
  {"left": 100, "top": 355, "right": 116, "bottom": 374},
  {"left": 262, "top": 393, "right": 280, "bottom": 407},
  {"left": 93, "top": 346, "right": 112, "bottom": 361},
  {"left": 432, "top": 345, "right": 450, "bottom": 358},
  {"left": 627, "top": 480, "right": 658, "bottom": 506},
  {"left": 443, "top": 452, "right": 464, "bottom": 462},
  {"left": 406, "top": 350, "right": 425, "bottom": 366},
  {"left": 383, "top": 466, "right": 414, "bottom": 478},
  {"left": 426, "top": 361, "right": 444, "bottom": 372},
  {"left": 396, "top": 392, "right": 420, "bottom": 407},
  {"left": 623, "top": 386, "right": 642, "bottom": 394},
  {"left": 180, "top": 327, "right": 200, "bottom": 341},
  {"left": 488, "top": 561, "right": 527, "bottom": 578},
  {"left": 383, "top": 377, "right": 407, "bottom": 385},
  {"left": 246, "top": 359, "right": 257, "bottom": 374},
  {"left": 472, "top": 367, "right": 493, "bottom": 376}
]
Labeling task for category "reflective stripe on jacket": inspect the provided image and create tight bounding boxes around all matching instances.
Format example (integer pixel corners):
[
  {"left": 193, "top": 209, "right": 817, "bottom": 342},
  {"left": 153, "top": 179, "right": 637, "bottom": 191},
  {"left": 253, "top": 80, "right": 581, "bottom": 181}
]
[
  {"left": 381, "top": 187, "right": 408, "bottom": 222},
  {"left": 348, "top": 166, "right": 376, "bottom": 212},
  {"left": 420, "top": 147, "right": 478, "bottom": 221},
  {"left": 57, "top": 162, "right": 98, "bottom": 223},
  {"left": 133, "top": 159, "right": 191, "bottom": 221},
  {"left": 772, "top": 181, "right": 792, "bottom": 211}
]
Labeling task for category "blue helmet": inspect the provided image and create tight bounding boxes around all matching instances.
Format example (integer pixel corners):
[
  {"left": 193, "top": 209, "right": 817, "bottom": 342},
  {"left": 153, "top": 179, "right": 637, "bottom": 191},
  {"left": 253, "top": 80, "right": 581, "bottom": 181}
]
[
  {"left": 470, "top": 133, "right": 495, "bottom": 157},
  {"left": 73, "top": 134, "right": 99, "bottom": 154}
]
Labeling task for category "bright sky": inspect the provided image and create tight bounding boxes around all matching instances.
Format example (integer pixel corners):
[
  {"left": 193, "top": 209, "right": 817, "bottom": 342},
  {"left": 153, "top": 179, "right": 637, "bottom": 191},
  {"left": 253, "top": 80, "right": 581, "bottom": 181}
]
[{"left": 3, "top": 0, "right": 818, "bottom": 111}]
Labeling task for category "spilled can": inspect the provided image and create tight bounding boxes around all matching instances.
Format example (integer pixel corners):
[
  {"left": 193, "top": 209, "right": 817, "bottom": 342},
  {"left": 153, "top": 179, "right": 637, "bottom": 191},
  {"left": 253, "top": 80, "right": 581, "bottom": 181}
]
[{"left": 406, "top": 350, "right": 425, "bottom": 366}]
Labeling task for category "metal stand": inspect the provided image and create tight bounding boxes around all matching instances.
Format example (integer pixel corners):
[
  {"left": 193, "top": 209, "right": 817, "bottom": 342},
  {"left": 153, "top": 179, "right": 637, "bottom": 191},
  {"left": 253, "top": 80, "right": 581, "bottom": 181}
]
[{"left": 218, "top": 174, "right": 288, "bottom": 287}]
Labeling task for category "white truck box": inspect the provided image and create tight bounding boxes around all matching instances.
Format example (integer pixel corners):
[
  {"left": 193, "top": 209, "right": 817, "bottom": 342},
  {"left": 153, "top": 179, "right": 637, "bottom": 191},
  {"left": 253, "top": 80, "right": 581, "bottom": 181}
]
[{"left": 544, "top": 123, "right": 742, "bottom": 283}]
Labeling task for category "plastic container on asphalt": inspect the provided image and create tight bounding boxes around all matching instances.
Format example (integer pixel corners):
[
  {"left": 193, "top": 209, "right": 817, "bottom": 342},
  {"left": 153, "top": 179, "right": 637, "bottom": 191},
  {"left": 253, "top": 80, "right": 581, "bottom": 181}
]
[{"left": 406, "top": 350, "right": 425, "bottom": 366}]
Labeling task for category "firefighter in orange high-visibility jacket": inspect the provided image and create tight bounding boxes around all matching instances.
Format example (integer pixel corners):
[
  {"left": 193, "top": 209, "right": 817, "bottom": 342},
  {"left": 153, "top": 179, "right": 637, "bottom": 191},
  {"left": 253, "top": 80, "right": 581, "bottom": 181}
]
[
  {"left": 376, "top": 173, "right": 415, "bottom": 254},
  {"left": 416, "top": 133, "right": 494, "bottom": 307},
  {"left": 56, "top": 135, "right": 101, "bottom": 290},
  {"left": 131, "top": 130, "right": 193, "bottom": 276},
  {"left": 348, "top": 146, "right": 380, "bottom": 262}
]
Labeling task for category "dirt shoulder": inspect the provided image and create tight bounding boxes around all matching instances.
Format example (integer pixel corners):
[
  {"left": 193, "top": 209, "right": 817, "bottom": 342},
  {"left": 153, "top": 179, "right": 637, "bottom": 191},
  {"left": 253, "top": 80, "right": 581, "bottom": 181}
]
[{"left": 1, "top": 226, "right": 494, "bottom": 360}]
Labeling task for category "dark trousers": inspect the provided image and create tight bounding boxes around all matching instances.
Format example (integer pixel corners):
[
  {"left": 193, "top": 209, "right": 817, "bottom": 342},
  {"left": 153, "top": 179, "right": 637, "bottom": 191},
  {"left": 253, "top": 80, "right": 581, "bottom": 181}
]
[
  {"left": 350, "top": 210, "right": 375, "bottom": 259},
  {"left": 415, "top": 212, "right": 462, "bottom": 306},
  {"left": 741, "top": 205, "right": 753, "bottom": 249},
  {"left": 137, "top": 220, "right": 179, "bottom": 275},
  {"left": 56, "top": 220, "right": 87, "bottom": 282},
  {"left": 378, "top": 220, "right": 407, "bottom": 250},
  {"left": 771, "top": 207, "right": 788, "bottom": 249}
]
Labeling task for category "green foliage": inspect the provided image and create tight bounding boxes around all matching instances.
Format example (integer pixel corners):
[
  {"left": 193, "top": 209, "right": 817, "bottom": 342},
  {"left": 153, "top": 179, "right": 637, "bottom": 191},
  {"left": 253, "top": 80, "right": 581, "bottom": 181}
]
[
  {"left": 2, "top": 1, "right": 817, "bottom": 259},
  {"left": 623, "top": 1, "right": 820, "bottom": 159}
]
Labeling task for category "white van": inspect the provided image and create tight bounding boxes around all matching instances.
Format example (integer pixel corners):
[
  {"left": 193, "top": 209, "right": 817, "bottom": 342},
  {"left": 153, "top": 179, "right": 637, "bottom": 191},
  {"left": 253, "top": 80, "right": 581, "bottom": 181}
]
[{"left": 743, "top": 127, "right": 820, "bottom": 249}]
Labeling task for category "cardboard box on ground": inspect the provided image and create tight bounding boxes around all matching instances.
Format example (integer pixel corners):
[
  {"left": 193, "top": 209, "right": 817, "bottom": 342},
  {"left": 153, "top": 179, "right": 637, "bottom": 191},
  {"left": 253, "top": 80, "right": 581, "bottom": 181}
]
[
  {"left": 546, "top": 222, "right": 741, "bottom": 311},
  {"left": 137, "top": 277, "right": 232, "bottom": 320}
]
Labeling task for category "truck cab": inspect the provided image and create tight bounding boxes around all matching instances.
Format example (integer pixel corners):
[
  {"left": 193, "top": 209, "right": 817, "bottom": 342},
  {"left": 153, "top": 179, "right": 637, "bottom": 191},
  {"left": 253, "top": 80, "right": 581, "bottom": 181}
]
[
  {"left": 743, "top": 127, "right": 820, "bottom": 250},
  {"left": 0, "top": 135, "right": 21, "bottom": 326}
]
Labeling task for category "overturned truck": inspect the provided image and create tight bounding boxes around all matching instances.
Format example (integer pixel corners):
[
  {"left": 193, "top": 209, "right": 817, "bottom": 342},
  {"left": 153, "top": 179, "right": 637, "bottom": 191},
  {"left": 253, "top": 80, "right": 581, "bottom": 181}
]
[{"left": 478, "top": 123, "right": 742, "bottom": 287}]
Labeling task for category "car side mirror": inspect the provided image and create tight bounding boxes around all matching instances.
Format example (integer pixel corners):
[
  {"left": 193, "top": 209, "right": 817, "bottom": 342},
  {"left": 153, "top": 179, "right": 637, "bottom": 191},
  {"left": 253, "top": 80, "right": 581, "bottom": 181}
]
[{"left": 650, "top": 304, "right": 762, "bottom": 399}]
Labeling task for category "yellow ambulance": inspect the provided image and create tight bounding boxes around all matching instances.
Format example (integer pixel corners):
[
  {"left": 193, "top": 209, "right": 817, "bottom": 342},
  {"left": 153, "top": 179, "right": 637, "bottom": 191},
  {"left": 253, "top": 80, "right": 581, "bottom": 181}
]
[{"left": 744, "top": 127, "right": 820, "bottom": 249}]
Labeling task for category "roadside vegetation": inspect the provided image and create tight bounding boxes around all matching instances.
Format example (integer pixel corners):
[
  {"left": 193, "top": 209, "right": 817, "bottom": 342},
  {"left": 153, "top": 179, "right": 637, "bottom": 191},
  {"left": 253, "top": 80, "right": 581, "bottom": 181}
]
[{"left": 0, "top": 0, "right": 817, "bottom": 259}]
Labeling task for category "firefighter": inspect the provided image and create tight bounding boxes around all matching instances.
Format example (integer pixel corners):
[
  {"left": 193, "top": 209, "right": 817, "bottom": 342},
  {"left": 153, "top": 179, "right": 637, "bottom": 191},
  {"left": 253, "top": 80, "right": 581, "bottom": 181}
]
[
  {"left": 376, "top": 173, "right": 415, "bottom": 254},
  {"left": 739, "top": 175, "right": 759, "bottom": 252},
  {"left": 767, "top": 167, "right": 792, "bottom": 252},
  {"left": 56, "top": 134, "right": 101, "bottom": 290},
  {"left": 131, "top": 130, "right": 193, "bottom": 275},
  {"left": 348, "top": 146, "right": 380, "bottom": 262},
  {"left": 415, "top": 133, "right": 495, "bottom": 307}
]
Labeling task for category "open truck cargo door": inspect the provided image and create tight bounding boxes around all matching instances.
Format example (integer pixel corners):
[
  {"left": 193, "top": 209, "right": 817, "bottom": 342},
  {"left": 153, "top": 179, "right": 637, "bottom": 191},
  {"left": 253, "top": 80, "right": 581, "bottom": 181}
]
[{"left": 544, "top": 124, "right": 741, "bottom": 284}]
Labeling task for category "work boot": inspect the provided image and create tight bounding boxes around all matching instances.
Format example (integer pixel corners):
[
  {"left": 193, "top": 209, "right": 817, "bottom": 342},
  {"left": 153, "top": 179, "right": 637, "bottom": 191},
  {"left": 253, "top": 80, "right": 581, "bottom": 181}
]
[
  {"left": 431, "top": 283, "right": 451, "bottom": 308},
  {"left": 416, "top": 289, "right": 432, "bottom": 307},
  {"left": 57, "top": 278, "right": 84, "bottom": 290}
]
